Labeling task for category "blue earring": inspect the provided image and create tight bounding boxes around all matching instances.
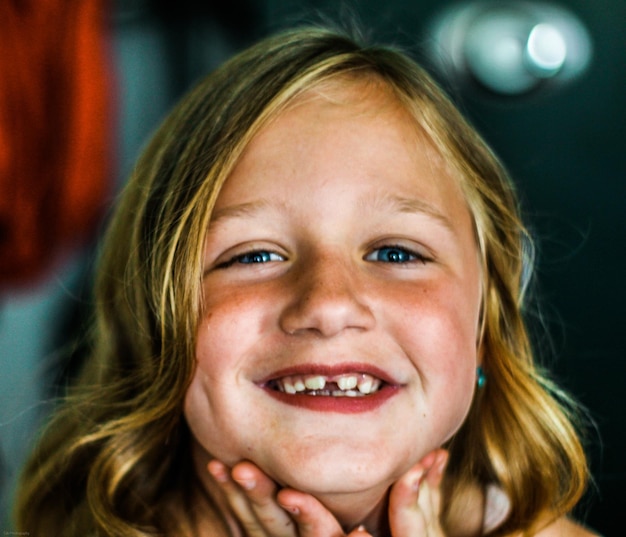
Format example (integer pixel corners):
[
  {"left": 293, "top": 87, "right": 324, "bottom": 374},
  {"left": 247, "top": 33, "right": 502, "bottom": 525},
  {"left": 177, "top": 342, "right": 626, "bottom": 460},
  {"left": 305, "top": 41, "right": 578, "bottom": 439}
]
[{"left": 476, "top": 366, "right": 487, "bottom": 388}]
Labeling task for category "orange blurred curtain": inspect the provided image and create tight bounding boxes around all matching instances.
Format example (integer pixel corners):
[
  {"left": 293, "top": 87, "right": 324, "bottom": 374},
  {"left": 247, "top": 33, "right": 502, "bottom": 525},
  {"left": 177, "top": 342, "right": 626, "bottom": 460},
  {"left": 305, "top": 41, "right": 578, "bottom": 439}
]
[{"left": 0, "top": 0, "right": 113, "bottom": 288}]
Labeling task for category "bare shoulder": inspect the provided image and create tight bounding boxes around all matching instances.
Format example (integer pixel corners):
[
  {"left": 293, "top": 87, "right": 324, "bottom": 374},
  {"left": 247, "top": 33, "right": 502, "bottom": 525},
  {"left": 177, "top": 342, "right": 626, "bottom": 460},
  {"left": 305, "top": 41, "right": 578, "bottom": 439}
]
[{"left": 533, "top": 517, "right": 600, "bottom": 537}]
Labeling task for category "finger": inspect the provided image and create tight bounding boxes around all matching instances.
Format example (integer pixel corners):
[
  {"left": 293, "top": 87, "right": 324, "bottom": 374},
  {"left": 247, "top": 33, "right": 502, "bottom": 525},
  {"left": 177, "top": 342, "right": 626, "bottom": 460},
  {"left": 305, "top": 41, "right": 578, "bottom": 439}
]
[
  {"left": 277, "top": 488, "right": 347, "bottom": 537},
  {"left": 415, "top": 480, "right": 445, "bottom": 537},
  {"left": 388, "top": 464, "right": 428, "bottom": 536},
  {"left": 230, "top": 461, "right": 297, "bottom": 537},
  {"left": 388, "top": 451, "right": 448, "bottom": 537},
  {"left": 422, "top": 450, "right": 448, "bottom": 520},
  {"left": 416, "top": 450, "right": 448, "bottom": 537},
  {"left": 207, "top": 460, "right": 274, "bottom": 537}
]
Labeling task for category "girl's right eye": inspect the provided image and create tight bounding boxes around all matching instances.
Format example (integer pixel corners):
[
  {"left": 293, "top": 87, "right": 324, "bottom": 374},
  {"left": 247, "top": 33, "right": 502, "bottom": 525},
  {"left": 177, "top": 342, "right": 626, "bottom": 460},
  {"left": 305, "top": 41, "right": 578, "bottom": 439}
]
[{"left": 216, "top": 250, "right": 285, "bottom": 269}]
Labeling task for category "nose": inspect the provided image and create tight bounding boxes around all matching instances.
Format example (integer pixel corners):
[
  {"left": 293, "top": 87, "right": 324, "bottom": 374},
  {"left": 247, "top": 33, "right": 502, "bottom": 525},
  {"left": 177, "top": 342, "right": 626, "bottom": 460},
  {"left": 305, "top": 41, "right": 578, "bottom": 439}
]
[{"left": 279, "top": 253, "right": 375, "bottom": 338}]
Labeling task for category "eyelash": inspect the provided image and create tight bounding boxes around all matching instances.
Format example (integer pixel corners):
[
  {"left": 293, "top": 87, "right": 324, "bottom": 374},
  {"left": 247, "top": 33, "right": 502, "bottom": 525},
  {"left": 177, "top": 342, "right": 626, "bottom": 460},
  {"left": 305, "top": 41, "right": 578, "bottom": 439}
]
[
  {"left": 216, "top": 245, "right": 430, "bottom": 269},
  {"left": 216, "top": 250, "right": 285, "bottom": 269},
  {"left": 365, "top": 245, "right": 430, "bottom": 265}
]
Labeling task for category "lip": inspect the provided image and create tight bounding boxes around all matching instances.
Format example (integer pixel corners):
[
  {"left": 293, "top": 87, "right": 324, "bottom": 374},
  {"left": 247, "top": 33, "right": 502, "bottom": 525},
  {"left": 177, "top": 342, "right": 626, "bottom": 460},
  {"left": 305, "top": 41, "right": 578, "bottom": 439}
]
[
  {"left": 258, "top": 362, "right": 399, "bottom": 385},
  {"left": 257, "top": 362, "right": 401, "bottom": 414}
]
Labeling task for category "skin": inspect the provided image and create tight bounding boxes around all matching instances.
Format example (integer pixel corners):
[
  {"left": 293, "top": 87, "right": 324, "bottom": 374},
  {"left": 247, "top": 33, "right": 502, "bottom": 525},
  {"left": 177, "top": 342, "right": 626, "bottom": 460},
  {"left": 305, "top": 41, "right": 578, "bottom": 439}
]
[
  {"left": 200, "top": 448, "right": 454, "bottom": 537},
  {"left": 183, "top": 79, "right": 598, "bottom": 537},
  {"left": 198, "top": 457, "right": 598, "bottom": 537}
]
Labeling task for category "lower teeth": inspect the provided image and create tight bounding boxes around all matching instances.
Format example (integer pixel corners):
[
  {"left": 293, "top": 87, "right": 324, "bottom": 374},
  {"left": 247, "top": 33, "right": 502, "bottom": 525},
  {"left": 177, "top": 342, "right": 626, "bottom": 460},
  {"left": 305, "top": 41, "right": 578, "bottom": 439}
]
[{"left": 305, "top": 389, "right": 363, "bottom": 397}]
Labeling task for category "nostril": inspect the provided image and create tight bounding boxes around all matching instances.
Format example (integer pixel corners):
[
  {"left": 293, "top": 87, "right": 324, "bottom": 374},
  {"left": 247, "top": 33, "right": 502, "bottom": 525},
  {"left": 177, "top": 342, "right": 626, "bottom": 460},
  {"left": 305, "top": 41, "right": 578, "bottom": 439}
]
[{"left": 279, "top": 296, "right": 375, "bottom": 338}]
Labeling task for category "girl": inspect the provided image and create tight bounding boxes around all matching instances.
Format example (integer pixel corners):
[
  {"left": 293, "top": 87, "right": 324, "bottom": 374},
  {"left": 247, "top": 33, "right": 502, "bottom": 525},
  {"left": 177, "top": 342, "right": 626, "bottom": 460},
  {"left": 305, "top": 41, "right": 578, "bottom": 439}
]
[{"left": 15, "top": 26, "right": 595, "bottom": 537}]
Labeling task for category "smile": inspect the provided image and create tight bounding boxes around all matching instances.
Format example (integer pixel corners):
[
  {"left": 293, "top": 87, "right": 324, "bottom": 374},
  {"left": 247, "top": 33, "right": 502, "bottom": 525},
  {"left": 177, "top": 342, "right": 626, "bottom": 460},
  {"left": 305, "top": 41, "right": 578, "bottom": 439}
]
[
  {"left": 260, "top": 364, "right": 399, "bottom": 413},
  {"left": 269, "top": 373, "right": 382, "bottom": 396}
]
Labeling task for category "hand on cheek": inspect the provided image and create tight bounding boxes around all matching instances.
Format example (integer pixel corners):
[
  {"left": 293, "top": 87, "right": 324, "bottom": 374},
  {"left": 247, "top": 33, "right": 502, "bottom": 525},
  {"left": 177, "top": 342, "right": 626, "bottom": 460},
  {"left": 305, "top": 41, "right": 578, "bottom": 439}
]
[
  {"left": 207, "top": 459, "right": 346, "bottom": 537},
  {"left": 207, "top": 451, "right": 449, "bottom": 537},
  {"left": 388, "top": 449, "right": 448, "bottom": 537}
]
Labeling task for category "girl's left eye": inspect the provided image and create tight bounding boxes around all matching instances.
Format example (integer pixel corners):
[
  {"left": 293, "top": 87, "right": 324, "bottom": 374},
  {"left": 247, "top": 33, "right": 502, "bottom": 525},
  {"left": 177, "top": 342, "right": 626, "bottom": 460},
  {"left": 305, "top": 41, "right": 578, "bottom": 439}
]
[
  {"left": 365, "top": 246, "right": 428, "bottom": 264},
  {"left": 217, "top": 250, "right": 285, "bottom": 268}
]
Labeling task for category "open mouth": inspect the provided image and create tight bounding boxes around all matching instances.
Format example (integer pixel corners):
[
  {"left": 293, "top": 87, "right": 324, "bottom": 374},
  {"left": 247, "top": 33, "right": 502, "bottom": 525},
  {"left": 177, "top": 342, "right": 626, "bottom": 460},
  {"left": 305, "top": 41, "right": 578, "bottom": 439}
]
[
  {"left": 267, "top": 373, "right": 383, "bottom": 397},
  {"left": 259, "top": 364, "right": 398, "bottom": 413}
]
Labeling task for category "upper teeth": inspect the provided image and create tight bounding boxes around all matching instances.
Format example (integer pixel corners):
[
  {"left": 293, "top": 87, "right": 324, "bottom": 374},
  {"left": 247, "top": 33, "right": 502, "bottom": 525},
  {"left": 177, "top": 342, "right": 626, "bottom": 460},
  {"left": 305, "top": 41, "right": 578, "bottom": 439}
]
[{"left": 275, "top": 373, "right": 382, "bottom": 396}]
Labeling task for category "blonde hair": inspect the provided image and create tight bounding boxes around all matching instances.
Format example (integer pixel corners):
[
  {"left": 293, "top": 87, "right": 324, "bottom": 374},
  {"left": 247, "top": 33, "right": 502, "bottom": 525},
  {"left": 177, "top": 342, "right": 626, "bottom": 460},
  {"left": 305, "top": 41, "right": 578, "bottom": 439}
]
[{"left": 15, "top": 26, "right": 588, "bottom": 536}]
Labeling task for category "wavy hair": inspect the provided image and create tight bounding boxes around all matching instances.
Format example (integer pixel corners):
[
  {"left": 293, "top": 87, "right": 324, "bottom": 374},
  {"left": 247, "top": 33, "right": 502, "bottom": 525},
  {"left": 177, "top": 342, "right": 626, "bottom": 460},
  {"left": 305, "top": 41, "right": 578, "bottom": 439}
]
[{"left": 15, "top": 26, "right": 587, "bottom": 536}]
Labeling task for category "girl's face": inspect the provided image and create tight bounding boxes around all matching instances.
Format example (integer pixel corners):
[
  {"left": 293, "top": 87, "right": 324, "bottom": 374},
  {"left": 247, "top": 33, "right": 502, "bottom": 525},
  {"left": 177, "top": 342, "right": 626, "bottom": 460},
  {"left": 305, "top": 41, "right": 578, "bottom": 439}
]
[{"left": 185, "top": 80, "right": 482, "bottom": 498}]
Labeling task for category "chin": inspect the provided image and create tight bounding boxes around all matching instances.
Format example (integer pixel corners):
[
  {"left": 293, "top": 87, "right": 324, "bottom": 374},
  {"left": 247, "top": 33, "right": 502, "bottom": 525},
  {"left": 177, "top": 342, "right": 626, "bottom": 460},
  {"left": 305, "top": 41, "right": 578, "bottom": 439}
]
[
  {"left": 270, "top": 457, "right": 395, "bottom": 531},
  {"left": 262, "top": 446, "right": 402, "bottom": 497}
]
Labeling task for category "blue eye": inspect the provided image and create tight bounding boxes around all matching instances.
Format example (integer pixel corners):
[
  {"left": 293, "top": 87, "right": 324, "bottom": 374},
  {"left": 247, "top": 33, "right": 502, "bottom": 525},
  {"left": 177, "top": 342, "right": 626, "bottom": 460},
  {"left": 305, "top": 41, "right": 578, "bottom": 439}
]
[
  {"left": 218, "top": 250, "right": 284, "bottom": 268},
  {"left": 237, "top": 251, "right": 277, "bottom": 264},
  {"left": 366, "top": 246, "right": 427, "bottom": 264}
]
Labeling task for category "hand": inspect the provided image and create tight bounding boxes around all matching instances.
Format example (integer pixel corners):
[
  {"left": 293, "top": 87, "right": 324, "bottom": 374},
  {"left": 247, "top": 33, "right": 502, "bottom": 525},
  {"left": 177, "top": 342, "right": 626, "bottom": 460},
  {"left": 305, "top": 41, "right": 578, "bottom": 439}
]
[
  {"left": 206, "top": 449, "right": 449, "bottom": 537},
  {"left": 388, "top": 449, "right": 448, "bottom": 537},
  {"left": 207, "top": 458, "right": 353, "bottom": 537}
]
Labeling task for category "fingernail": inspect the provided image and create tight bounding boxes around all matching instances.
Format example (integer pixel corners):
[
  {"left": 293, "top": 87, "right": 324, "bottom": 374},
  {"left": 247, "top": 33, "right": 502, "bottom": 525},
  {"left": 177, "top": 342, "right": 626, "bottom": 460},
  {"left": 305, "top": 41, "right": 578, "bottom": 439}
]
[
  {"left": 436, "top": 451, "right": 449, "bottom": 475},
  {"left": 207, "top": 460, "right": 228, "bottom": 483},
  {"left": 234, "top": 477, "right": 256, "bottom": 490},
  {"left": 412, "top": 468, "right": 425, "bottom": 492},
  {"left": 280, "top": 503, "right": 300, "bottom": 516}
]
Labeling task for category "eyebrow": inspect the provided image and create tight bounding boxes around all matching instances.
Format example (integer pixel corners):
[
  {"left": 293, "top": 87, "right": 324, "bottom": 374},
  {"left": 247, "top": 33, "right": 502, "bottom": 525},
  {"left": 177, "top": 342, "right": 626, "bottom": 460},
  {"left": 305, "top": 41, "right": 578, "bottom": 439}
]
[
  {"left": 209, "top": 193, "right": 455, "bottom": 232},
  {"left": 209, "top": 199, "right": 284, "bottom": 227},
  {"left": 362, "top": 192, "right": 455, "bottom": 232}
]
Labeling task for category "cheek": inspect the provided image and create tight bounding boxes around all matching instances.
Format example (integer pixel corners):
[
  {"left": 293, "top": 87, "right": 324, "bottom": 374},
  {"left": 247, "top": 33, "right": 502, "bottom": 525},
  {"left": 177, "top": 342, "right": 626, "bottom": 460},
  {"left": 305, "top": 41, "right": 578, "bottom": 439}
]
[
  {"left": 184, "top": 286, "right": 281, "bottom": 456},
  {"left": 183, "top": 373, "right": 209, "bottom": 440},
  {"left": 183, "top": 296, "right": 246, "bottom": 445},
  {"left": 387, "top": 279, "right": 480, "bottom": 365},
  {"left": 184, "top": 329, "right": 254, "bottom": 463},
  {"left": 383, "top": 279, "right": 479, "bottom": 432},
  {"left": 196, "top": 286, "right": 272, "bottom": 368},
  {"left": 189, "top": 297, "right": 259, "bottom": 422}
]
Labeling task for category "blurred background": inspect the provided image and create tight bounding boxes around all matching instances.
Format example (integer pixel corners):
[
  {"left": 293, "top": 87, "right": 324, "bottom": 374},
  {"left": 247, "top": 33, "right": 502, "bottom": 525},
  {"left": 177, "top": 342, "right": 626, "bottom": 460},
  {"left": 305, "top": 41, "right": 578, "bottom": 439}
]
[{"left": 1, "top": 0, "right": 623, "bottom": 533}]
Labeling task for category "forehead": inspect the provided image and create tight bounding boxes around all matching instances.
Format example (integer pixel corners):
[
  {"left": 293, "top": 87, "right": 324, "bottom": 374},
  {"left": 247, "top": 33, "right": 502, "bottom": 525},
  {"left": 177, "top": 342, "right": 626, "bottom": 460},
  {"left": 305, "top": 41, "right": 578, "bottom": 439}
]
[
  {"left": 280, "top": 75, "right": 430, "bottom": 147},
  {"left": 208, "top": 79, "right": 477, "bottom": 259},
  {"left": 214, "top": 76, "right": 467, "bottom": 211}
]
